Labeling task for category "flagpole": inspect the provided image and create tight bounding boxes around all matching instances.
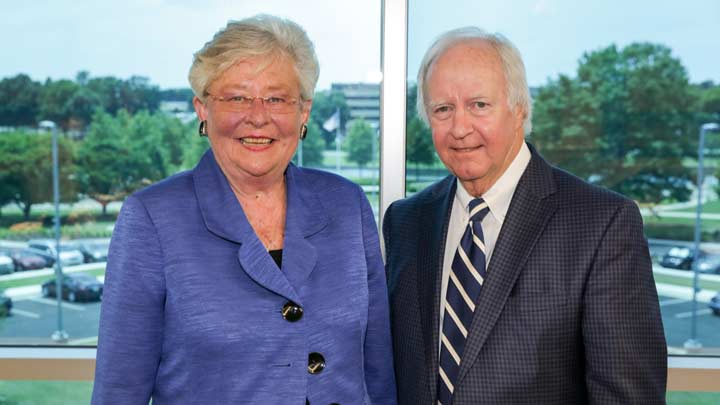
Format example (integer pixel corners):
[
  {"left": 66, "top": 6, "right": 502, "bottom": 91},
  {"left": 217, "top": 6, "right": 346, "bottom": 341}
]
[{"left": 335, "top": 125, "right": 341, "bottom": 172}]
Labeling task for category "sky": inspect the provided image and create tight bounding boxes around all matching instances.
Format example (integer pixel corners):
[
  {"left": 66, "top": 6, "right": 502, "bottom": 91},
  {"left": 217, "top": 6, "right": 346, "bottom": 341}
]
[{"left": 1, "top": 0, "right": 718, "bottom": 91}]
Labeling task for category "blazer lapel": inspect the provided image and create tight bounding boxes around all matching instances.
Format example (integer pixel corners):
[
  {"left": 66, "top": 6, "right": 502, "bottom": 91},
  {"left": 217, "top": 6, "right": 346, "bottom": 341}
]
[
  {"left": 192, "top": 150, "right": 301, "bottom": 303},
  {"left": 281, "top": 164, "right": 328, "bottom": 289},
  {"left": 416, "top": 176, "right": 455, "bottom": 402},
  {"left": 457, "top": 145, "right": 559, "bottom": 382}
]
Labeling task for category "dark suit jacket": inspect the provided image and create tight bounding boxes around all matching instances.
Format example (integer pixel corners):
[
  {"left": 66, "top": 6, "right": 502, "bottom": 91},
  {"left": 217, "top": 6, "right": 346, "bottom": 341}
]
[{"left": 383, "top": 144, "right": 667, "bottom": 404}]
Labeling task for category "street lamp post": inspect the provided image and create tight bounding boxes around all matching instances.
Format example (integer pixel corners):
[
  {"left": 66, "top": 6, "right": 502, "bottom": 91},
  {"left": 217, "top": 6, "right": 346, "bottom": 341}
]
[
  {"left": 39, "top": 120, "right": 68, "bottom": 343},
  {"left": 685, "top": 122, "right": 720, "bottom": 351}
]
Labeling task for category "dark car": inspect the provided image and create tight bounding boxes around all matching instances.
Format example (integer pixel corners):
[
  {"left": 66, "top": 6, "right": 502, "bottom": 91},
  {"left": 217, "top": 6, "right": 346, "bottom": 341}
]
[
  {"left": 41, "top": 273, "right": 103, "bottom": 302},
  {"left": 710, "top": 293, "right": 720, "bottom": 316},
  {"left": 70, "top": 239, "right": 110, "bottom": 263},
  {"left": 0, "top": 292, "right": 12, "bottom": 317},
  {"left": 0, "top": 247, "right": 52, "bottom": 271},
  {"left": 660, "top": 247, "right": 694, "bottom": 270}
]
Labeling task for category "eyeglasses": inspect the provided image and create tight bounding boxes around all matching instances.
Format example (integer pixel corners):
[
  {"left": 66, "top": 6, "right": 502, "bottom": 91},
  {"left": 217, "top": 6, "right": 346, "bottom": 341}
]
[
  {"left": 205, "top": 93, "right": 300, "bottom": 114},
  {"left": 430, "top": 99, "right": 490, "bottom": 121}
]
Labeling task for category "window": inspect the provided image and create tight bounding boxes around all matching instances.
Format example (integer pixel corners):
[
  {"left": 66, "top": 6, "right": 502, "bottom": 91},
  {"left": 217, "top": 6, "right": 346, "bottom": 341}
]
[
  {"left": 406, "top": 0, "right": 720, "bottom": 357},
  {"left": 0, "top": 1, "right": 381, "bottom": 348}
]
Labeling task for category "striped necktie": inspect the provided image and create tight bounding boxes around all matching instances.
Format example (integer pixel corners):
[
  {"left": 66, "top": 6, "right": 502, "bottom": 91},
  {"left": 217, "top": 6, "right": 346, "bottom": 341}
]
[{"left": 437, "top": 198, "right": 490, "bottom": 405}]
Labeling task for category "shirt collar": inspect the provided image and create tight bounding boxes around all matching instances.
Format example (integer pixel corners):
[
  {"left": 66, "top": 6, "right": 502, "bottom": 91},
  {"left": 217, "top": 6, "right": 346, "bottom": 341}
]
[{"left": 455, "top": 142, "right": 531, "bottom": 224}]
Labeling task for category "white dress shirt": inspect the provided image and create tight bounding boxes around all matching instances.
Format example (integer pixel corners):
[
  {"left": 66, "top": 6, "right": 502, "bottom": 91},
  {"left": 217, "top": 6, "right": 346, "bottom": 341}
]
[{"left": 439, "top": 142, "right": 531, "bottom": 353}]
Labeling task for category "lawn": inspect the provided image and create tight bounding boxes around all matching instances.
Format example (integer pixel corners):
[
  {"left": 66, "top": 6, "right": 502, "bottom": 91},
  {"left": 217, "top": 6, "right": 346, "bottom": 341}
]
[
  {"left": 666, "top": 391, "right": 720, "bottom": 404},
  {"left": 0, "top": 381, "right": 93, "bottom": 404},
  {"left": 675, "top": 199, "right": 720, "bottom": 214},
  {"left": 643, "top": 215, "right": 720, "bottom": 227},
  {"left": 653, "top": 272, "right": 720, "bottom": 292}
]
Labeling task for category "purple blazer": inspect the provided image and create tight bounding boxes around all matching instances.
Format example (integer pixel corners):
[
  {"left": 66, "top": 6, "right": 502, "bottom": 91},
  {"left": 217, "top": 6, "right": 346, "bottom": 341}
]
[{"left": 92, "top": 150, "right": 396, "bottom": 404}]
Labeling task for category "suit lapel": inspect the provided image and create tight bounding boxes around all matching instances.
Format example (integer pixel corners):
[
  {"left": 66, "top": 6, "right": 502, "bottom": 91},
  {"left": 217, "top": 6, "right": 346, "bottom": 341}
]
[
  {"left": 192, "top": 151, "right": 313, "bottom": 303},
  {"left": 457, "top": 146, "right": 558, "bottom": 382},
  {"left": 416, "top": 176, "right": 455, "bottom": 402},
  {"left": 281, "top": 164, "right": 328, "bottom": 291}
]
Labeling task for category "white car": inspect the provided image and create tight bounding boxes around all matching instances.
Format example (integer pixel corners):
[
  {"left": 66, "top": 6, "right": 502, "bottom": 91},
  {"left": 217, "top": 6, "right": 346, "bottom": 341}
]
[
  {"left": 27, "top": 239, "right": 84, "bottom": 267},
  {"left": 0, "top": 255, "right": 14, "bottom": 274}
]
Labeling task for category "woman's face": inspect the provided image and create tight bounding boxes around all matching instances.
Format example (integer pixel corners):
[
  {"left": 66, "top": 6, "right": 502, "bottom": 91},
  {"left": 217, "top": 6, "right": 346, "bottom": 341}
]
[{"left": 194, "top": 55, "right": 311, "bottom": 183}]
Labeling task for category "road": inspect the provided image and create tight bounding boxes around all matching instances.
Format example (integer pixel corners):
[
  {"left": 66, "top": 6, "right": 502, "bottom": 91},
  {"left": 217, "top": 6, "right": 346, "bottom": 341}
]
[
  {"left": 0, "top": 297, "right": 100, "bottom": 345},
  {"left": 659, "top": 294, "right": 720, "bottom": 348}
]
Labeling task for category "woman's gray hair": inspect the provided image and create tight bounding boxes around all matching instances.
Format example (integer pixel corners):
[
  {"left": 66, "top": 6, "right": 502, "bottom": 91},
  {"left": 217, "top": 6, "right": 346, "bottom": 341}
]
[
  {"left": 189, "top": 14, "right": 319, "bottom": 102},
  {"left": 416, "top": 27, "right": 532, "bottom": 134}
]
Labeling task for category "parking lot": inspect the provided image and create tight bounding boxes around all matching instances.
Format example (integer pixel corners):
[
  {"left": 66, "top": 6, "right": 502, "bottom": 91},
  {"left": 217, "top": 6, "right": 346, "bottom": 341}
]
[
  {"left": 0, "top": 295, "right": 100, "bottom": 344},
  {"left": 0, "top": 269, "right": 719, "bottom": 349},
  {"left": 1, "top": 236, "right": 719, "bottom": 348},
  {"left": 659, "top": 294, "right": 720, "bottom": 348}
]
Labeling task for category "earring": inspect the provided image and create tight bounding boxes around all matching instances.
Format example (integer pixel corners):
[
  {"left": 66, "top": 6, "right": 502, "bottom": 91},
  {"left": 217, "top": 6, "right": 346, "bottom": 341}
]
[
  {"left": 198, "top": 120, "right": 208, "bottom": 137},
  {"left": 300, "top": 123, "right": 308, "bottom": 140}
]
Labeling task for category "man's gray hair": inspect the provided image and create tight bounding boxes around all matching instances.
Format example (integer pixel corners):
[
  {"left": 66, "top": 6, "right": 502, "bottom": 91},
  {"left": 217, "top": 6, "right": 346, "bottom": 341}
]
[
  {"left": 416, "top": 27, "right": 532, "bottom": 134},
  {"left": 189, "top": 14, "right": 319, "bottom": 102}
]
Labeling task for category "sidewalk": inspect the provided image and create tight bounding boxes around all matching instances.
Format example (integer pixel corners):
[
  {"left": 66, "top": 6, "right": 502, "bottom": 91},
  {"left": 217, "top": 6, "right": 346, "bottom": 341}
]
[{"left": 655, "top": 283, "right": 716, "bottom": 303}]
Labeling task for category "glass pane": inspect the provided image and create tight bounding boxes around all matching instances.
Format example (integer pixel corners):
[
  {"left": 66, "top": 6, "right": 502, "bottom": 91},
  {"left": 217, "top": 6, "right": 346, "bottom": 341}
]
[
  {"left": 0, "top": 1, "right": 381, "bottom": 347},
  {"left": 407, "top": 0, "right": 720, "bottom": 355}
]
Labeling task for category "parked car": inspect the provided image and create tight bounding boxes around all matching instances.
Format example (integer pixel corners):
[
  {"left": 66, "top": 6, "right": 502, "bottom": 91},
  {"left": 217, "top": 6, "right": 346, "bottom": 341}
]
[
  {"left": 660, "top": 247, "right": 694, "bottom": 270},
  {"left": 27, "top": 239, "right": 84, "bottom": 267},
  {"left": 0, "top": 291, "right": 12, "bottom": 317},
  {"left": 659, "top": 246, "right": 720, "bottom": 274},
  {"left": 0, "top": 247, "right": 51, "bottom": 271},
  {"left": 70, "top": 239, "right": 110, "bottom": 263},
  {"left": 695, "top": 254, "right": 720, "bottom": 274},
  {"left": 0, "top": 254, "right": 14, "bottom": 275},
  {"left": 710, "top": 293, "right": 720, "bottom": 316},
  {"left": 41, "top": 273, "right": 103, "bottom": 302}
]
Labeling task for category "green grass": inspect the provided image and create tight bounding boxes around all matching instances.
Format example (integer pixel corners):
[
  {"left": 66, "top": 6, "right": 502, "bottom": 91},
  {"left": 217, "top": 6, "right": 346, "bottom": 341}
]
[
  {"left": 667, "top": 391, "right": 720, "bottom": 404},
  {"left": 0, "top": 268, "right": 105, "bottom": 291},
  {"left": 653, "top": 272, "right": 720, "bottom": 291},
  {"left": 0, "top": 381, "right": 93, "bottom": 404},
  {"left": 643, "top": 215, "right": 720, "bottom": 227},
  {"left": 674, "top": 200, "right": 720, "bottom": 214}
]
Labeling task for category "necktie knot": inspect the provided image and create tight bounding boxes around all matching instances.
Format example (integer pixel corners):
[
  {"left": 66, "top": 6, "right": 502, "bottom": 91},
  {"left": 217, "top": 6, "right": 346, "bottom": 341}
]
[{"left": 468, "top": 198, "right": 489, "bottom": 222}]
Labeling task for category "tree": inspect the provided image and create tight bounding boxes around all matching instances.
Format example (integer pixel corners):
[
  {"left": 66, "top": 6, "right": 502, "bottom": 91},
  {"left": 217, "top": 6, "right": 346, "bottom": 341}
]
[
  {"left": 0, "top": 74, "right": 42, "bottom": 127},
  {"left": 76, "top": 110, "right": 192, "bottom": 213},
  {"left": 406, "top": 116, "right": 436, "bottom": 178},
  {"left": 85, "top": 74, "right": 162, "bottom": 115},
  {"left": 344, "top": 118, "right": 375, "bottom": 174},
  {"left": 127, "top": 110, "right": 188, "bottom": 179},
  {"left": 531, "top": 42, "right": 696, "bottom": 204},
  {"left": 0, "top": 130, "right": 76, "bottom": 220},
  {"left": 693, "top": 81, "right": 720, "bottom": 138},
  {"left": 37, "top": 79, "right": 82, "bottom": 131},
  {"left": 76, "top": 110, "right": 135, "bottom": 214},
  {"left": 161, "top": 88, "right": 195, "bottom": 112},
  {"left": 182, "top": 120, "right": 211, "bottom": 169}
]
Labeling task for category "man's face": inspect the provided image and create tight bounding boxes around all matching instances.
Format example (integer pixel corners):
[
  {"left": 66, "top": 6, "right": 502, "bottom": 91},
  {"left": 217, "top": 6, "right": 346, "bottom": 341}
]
[{"left": 425, "top": 41, "right": 526, "bottom": 194}]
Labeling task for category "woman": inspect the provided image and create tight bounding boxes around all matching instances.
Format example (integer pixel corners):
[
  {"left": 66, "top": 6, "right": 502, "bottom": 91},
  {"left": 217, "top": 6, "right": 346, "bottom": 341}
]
[{"left": 92, "top": 15, "right": 396, "bottom": 404}]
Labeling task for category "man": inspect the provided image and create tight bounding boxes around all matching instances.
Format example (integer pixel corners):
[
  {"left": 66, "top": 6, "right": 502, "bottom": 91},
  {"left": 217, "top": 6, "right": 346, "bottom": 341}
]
[{"left": 383, "top": 27, "right": 667, "bottom": 404}]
